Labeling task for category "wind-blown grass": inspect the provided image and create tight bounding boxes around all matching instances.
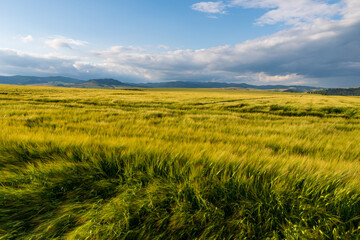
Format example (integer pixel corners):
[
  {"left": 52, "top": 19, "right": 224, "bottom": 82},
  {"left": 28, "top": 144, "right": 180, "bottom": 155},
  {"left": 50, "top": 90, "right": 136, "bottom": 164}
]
[{"left": 0, "top": 85, "right": 360, "bottom": 239}]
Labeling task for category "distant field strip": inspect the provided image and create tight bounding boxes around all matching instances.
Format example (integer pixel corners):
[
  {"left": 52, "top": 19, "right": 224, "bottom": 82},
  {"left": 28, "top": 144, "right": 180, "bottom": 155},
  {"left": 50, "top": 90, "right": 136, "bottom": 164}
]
[{"left": 0, "top": 85, "right": 360, "bottom": 239}]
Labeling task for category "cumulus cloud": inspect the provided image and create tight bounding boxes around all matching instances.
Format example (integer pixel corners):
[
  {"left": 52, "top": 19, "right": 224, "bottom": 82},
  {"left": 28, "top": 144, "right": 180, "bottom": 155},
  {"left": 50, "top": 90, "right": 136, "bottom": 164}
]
[
  {"left": 191, "top": 1, "right": 227, "bottom": 14},
  {"left": 253, "top": 73, "right": 301, "bottom": 83},
  {"left": 193, "top": 0, "right": 341, "bottom": 25},
  {"left": 233, "top": 0, "right": 341, "bottom": 25},
  {"left": 86, "top": 2, "right": 360, "bottom": 87},
  {"left": 45, "top": 36, "right": 88, "bottom": 49},
  {"left": 0, "top": 48, "right": 149, "bottom": 81},
  {"left": 0, "top": 0, "right": 360, "bottom": 87},
  {"left": 92, "top": 46, "right": 144, "bottom": 58},
  {"left": 158, "top": 45, "right": 171, "bottom": 50},
  {"left": 0, "top": 48, "right": 79, "bottom": 75},
  {"left": 21, "top": 35, "right": 34, "bottom": 43}
]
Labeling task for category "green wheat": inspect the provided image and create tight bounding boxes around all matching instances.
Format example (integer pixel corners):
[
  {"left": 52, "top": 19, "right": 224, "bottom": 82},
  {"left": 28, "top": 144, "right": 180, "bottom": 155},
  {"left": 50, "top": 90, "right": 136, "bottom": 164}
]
[{"left": 0, "top": 85, "right": 359, "bottom": 239}]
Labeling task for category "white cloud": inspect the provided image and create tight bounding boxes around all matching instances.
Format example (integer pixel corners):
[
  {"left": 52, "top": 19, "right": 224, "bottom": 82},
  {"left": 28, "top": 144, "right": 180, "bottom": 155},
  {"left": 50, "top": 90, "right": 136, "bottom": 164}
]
[
  {"left": 0, "top": 48, "right": 79, "bottom": 75},
  {"left": 84, "top": 5, "right": 360, "bottom": 87},
  {"left": 21, "top": 35, "right": 34, "bottom": 43},
  {"left": 191, "top": 1, "right": 227, "bottom": 14},
  {"left": 45, "top": 37, "right": 88, "bottom": 49},
  {"left": 341, "top": 0, "right": 360, "bottom": 23},
  {"left": 92, "top": 46, "right": 145, "bottom": 59},
  {"left": 254, "top": 72, "right": 301, "bottom": 83},
  {"left": 0, "top": 0, "right": 360, "bottom": 87},
  {"left": 158, "top": 45, "right": 171, "bottom": 50},
  {"left": 232, "top": 0, "right": 341, "bottom": 25},
  {"left": 109, "top": 46, "right": 144, "bottom": 52},
  {"left": 193, "top": 0, "right": 342, "bottom": 25}
]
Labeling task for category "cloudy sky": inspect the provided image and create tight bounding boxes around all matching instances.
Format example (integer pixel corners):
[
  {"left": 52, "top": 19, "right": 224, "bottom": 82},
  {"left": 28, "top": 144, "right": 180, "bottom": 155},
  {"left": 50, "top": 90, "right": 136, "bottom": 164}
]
[{"left": 0, "top": 0, "right": 359, "bottom": 87}]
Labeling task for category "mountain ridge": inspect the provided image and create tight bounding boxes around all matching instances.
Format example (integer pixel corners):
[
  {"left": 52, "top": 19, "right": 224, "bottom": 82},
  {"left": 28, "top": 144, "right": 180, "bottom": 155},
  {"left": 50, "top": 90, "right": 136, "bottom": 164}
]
[
  {"left": 0, "top": 75, "right": 83, "bottom": 85},
  {"left": 0, "top": 75, "right": 322, "bottom": 92}
]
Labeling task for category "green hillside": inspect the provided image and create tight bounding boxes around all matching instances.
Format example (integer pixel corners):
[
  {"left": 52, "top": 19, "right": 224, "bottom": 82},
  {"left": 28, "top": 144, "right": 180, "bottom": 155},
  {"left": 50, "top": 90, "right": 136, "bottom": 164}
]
[
  {"left": 312, "top": 87, "right": 360, "bottom": 96},
  {"left": 0, "top": 85, "right": 359, "bottom": 239},
  {"left": 0, "top": 75, "right": 83, "bottom": 86},
  {"left": 0, "top": 75, "right": 321, "bottom": 92},
  {"left": 72, "top": 79, "right": 134, "bottom": 88}
]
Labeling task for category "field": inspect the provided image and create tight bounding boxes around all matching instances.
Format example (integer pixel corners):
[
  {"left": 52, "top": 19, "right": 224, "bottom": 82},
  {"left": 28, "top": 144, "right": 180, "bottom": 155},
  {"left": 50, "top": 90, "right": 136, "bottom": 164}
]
[{"left": 0, "top": 85, "right": 360, "bottom": 239}]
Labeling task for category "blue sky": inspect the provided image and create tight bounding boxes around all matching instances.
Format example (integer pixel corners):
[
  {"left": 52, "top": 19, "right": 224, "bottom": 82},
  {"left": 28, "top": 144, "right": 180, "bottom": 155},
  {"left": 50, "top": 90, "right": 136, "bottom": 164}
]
[
  {"left": 0, "top": 0, "right": 359, "bottom": 87},
  {"left": 0, "top": 1, "right": 279, "bottom": 49}
]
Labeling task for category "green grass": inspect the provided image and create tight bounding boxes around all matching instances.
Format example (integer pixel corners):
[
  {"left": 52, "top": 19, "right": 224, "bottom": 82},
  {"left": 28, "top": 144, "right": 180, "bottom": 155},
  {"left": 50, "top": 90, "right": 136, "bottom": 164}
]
[{"left": 0, "top": 85, "right": 360, "bottom": 239}]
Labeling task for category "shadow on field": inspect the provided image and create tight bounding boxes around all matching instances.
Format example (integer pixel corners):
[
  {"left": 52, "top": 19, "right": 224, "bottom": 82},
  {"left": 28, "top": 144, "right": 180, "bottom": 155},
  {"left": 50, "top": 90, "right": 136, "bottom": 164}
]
[{"left": 1, "top": 142, "right": 359, "bottom": 239}]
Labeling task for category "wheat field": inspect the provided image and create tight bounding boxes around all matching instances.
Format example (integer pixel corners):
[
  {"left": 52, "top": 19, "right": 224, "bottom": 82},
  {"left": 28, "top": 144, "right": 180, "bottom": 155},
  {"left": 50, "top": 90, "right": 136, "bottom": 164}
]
[{"left": 0, "top": 85, "right": 360, "bottom": 239}]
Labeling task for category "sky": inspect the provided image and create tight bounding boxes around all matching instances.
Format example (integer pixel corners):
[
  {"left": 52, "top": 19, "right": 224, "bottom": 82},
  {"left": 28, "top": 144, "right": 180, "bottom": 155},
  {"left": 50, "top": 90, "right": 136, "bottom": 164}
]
[{"left": 0, "top": 0, "right": 359, "bottom": 87}]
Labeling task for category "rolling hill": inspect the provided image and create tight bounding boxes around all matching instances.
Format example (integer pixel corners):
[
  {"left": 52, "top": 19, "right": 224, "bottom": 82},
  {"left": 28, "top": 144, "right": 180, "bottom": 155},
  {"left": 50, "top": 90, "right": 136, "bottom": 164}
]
[
  {"left": 0, "top": 75, "right": 83, "bottom": 86},
  {"left": 312, "top": 87, "right": 360, "bottom": 96},
  {"left": 0, "top": 75, "right": 322, "bottom": 92},
  {"left": 72, "top": 79, "right": 135, "bottom": 88}
]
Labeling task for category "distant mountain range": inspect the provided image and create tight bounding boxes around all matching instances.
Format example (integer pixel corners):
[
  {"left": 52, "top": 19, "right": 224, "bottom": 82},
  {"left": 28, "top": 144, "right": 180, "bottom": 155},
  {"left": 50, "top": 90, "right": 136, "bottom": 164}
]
[
  {"left": 136, "top": 81, "right": 319, "bottom": 92},
  {"left": 0, "top": 75, "right": 83, "bottom": 86},
  {"left": 0, "top": 75, "right": 323, "bottom": 92},
  {"left": 72, "top": 79, "right": 132, "bottom": 88}
]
